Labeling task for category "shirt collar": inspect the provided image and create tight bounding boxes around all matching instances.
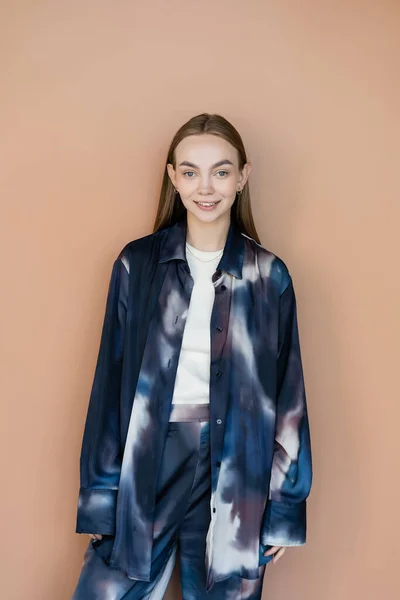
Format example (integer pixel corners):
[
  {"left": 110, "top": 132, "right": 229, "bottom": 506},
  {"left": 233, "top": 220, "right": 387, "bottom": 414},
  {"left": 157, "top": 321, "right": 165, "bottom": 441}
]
[{"left": 158, "top": 215, "right": 245, "bottom": 279}]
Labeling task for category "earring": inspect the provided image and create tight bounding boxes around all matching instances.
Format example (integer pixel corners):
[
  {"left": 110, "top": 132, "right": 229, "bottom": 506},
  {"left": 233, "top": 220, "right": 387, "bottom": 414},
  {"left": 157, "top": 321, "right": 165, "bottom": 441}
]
[
  {"left": 237, "top": 189, "right": 243, "bottom": 195},
  {"left": 174, "top": 188, "right": 179, "bottom": 194}
]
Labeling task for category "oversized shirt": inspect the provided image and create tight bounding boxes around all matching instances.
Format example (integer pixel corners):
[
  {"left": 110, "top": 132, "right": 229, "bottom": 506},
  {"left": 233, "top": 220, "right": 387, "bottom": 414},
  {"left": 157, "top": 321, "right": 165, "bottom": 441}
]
[{"left": 75, "top": 215, "right": 313, "bottom": 592}]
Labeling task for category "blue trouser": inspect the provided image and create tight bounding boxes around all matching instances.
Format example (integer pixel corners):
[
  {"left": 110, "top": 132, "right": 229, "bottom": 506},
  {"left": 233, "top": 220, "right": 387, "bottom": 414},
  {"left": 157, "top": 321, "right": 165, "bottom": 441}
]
[{"left": 72, "top": 406, "right": 267, "bottom": 599}]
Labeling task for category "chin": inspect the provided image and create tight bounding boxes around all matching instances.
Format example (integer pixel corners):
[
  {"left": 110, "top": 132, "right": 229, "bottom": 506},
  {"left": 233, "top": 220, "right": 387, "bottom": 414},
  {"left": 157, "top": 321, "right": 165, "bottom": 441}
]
[{"left": 191, "top": 209, "right": 231, "bottom": 224}]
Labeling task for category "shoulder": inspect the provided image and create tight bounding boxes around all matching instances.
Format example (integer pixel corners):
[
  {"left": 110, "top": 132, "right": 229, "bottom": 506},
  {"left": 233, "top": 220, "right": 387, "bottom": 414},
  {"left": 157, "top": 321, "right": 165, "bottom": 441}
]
[
  {"left": 240, "top": 232, "right": 292, "bottom": 295},
  {"left": 115, "top": 228, "right": 167, "bottom": 275}
]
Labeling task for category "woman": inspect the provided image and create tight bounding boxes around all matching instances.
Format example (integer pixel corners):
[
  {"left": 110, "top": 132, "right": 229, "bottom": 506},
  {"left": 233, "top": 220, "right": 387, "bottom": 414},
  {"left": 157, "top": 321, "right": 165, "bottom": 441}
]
[{"left": 72, "top": 113, "right": 313, "bottom": 599}]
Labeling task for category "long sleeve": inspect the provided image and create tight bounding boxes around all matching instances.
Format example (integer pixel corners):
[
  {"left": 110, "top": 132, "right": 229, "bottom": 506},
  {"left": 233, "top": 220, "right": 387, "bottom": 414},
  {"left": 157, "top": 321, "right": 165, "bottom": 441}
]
[
  {"left": 75, "top": 250, "right": 129, "bottom": 536},
  {"left": 260, "top": 275, "right": 313, "bottom": 549}
]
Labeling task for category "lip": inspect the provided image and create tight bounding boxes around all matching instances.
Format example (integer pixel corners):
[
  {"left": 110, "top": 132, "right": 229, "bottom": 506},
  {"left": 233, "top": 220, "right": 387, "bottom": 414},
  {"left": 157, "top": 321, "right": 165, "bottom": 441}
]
[
  {"left": 194, "top": 200, "right": 221, "bottom": 204},
  {"left": 194, "top": 200, "right": 221, "bottom": 211}
]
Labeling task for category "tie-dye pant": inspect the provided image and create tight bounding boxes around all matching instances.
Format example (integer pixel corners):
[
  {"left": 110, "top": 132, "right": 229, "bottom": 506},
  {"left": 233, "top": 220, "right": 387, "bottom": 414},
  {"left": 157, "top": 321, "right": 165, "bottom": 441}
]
[{"left": 71, "top": 406, "right": 267, "bottom": 599}]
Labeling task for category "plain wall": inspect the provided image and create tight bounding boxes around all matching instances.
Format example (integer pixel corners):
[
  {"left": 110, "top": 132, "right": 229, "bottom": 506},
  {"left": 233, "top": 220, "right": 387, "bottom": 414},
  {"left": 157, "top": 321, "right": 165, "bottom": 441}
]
[{"left": 1, "top": 1, "right": 399, "bottom": 598}]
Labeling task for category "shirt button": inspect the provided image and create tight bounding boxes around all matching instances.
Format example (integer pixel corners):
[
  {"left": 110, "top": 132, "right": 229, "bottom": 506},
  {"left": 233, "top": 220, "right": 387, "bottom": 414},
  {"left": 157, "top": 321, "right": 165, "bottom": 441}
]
[
  {"left": 216, "top": 326, "right": 223, "bottom": 332},
  {"left": 216, "top": 370, "right": 222, "bottom": 377},
  {"left": 213, "top": 507, "right": 216, "bottom": 513},
  {"left": 220, "top": 284, "right": 226, "bottom": 291},
  {"left": 216, "top": 419, "right": 222, "bottom": 425}
]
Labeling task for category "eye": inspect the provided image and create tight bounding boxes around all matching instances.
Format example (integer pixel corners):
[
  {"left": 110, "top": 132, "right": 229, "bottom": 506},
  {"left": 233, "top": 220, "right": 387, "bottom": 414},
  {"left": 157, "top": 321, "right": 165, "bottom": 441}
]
[
  {"left": 183, "top": 171, "right": 195, "bottom": 178},
  {"left": 216, "top": 170, "right": 228, "bottom": 177}
]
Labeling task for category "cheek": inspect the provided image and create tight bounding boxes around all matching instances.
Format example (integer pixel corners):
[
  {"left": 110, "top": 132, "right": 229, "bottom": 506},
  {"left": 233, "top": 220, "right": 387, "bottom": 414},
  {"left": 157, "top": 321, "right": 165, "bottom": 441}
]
[
  {"left": 177, "top": 176, "right": 196, "bottom": 193},
  {"left": 180, "top": 177, "right": 195, "bottom": 188},
  {"left": 218, "top": 178, "right": 238, "bottom": 196}
]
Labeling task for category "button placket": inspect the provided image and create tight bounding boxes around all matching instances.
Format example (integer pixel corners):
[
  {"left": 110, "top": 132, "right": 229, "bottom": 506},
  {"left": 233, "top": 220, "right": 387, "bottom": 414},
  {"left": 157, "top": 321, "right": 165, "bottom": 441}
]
[{"left": 209, "top": 272, "right": 230, "bottom": 500}]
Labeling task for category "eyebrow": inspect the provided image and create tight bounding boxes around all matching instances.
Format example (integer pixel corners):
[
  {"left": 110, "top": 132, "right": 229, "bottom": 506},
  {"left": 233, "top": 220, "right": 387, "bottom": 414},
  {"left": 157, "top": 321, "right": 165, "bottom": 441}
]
[{"left": 178, "top": 160, "right": 234, "bottom": 169}]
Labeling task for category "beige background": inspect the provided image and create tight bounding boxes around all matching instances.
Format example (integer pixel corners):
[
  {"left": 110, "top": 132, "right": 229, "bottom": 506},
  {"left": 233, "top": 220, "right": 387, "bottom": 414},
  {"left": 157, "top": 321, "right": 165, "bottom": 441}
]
[{"left": 1, "top": 1, "right": 399, "bottom": 598}]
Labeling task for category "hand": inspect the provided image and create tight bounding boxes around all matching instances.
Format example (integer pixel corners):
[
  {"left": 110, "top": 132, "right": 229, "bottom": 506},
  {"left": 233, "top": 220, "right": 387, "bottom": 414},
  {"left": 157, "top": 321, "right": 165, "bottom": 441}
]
[
  {"left": 263, "top": 545, "right": 286, "bottom": 564},
  {"left": 88, "top": 534, "right": 103, "bottom": 542}
]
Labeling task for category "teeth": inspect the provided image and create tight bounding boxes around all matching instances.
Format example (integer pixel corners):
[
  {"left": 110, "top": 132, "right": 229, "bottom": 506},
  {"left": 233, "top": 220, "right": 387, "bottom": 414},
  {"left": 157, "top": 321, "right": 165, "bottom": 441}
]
[{"left": 197, "top": 202, "right": 216, "bottom": 206}]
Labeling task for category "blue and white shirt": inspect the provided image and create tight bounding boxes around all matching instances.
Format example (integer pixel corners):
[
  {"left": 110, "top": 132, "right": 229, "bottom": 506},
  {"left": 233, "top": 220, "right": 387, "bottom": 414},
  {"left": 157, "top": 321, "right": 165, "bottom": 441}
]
[{"left": 75, "top": 215, "right": 313, "bottom": 592}]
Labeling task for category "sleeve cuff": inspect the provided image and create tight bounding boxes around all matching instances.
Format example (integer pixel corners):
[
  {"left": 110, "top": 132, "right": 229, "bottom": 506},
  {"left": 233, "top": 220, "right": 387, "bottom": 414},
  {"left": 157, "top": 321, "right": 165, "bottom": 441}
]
[
  {"left": 260, "top": 499, "right": 307, "bottom": 547},
  {"left": 75, "top": 488, "right": 118, "bottom": 535}
]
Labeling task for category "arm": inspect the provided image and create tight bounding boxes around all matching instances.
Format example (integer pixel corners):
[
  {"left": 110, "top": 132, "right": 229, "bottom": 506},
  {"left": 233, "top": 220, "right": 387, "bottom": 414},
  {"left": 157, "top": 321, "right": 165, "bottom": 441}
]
[
  {"left": 260, "top": 275, "right": 313, "bottom": 549},
  {"left": 75, "top": 249, "right": 129, "bottom": 536}
]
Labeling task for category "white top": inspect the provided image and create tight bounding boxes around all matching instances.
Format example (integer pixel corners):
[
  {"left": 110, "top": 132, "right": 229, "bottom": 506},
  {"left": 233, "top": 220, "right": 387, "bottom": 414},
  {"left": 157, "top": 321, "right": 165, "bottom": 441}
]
[{"left": 171, "top": 241, "right": 224, "bottom": 405}]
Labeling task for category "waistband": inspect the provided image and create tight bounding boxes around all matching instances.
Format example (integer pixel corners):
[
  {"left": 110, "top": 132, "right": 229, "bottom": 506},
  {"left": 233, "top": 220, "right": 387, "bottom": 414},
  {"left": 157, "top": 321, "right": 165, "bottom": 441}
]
[{"left": 169, "top": 403, "right": 210, "bottom": 422}]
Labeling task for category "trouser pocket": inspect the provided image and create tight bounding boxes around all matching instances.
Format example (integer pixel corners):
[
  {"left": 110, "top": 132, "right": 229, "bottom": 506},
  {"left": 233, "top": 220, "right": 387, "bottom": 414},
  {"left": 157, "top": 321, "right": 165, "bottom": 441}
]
[
  {"left": 91, "top": 534, "right": 115, "bottom": 562},
  {"left": 259, "top": 543, "right": 274, "bottom": 566}
]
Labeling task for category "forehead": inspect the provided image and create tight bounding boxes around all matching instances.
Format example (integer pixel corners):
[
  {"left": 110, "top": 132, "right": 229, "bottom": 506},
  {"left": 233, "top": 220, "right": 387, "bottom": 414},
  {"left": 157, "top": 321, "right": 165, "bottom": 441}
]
[{"left": 175, "top": 134, "right": 238, "bottom": 166}]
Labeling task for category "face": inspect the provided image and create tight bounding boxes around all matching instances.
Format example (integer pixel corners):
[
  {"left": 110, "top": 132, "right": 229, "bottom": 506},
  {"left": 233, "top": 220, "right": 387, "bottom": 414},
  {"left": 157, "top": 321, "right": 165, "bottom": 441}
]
[{"left": 167, "top": 134, "right": 251, "bottom": 225}]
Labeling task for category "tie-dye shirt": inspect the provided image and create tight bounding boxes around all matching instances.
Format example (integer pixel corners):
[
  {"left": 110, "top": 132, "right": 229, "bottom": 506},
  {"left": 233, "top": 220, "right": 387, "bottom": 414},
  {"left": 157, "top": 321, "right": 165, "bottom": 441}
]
[{"left": 75, "top": 215, "right": 313, "bottom": 592}]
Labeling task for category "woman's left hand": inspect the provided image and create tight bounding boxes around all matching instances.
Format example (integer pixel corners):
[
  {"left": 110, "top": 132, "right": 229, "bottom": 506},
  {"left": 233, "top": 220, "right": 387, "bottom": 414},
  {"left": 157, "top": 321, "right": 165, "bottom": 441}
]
[{"left": 263, "top": 545, "right": 286, "bottom": 563}]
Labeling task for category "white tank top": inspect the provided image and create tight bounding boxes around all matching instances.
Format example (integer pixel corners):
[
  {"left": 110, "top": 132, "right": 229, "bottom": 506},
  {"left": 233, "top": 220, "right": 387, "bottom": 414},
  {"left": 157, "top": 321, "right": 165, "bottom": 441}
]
[{"left": 171, "top": 241, "right": 224, "bottom": 405}]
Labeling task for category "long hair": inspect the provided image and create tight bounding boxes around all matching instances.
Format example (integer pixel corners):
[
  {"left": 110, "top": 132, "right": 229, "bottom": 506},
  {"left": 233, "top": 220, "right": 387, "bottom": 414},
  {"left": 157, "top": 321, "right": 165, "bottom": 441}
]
[{"left": 152, "top": 113, "right": 261, "bottom": 244}]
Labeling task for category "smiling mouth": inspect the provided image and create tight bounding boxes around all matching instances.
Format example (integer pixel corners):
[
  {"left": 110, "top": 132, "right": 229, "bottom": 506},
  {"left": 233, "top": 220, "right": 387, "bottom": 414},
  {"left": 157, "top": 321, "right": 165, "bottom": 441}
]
[{"left": 194, "top": 200, "right": 221, "bottom": 207}]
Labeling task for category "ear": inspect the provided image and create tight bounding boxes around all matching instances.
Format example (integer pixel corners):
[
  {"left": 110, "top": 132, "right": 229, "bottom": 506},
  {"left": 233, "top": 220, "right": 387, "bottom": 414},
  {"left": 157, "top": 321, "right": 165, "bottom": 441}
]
[
  {"left": 239, "top": 162, "right": 252, "bottom": 187},
  {"left": 166, "top": 163, "right": 176, "bottom": 187}
]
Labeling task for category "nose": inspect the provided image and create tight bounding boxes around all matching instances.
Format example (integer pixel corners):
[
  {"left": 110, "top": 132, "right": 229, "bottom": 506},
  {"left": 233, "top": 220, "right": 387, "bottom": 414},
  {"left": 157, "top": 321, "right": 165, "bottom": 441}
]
[{"left": 198, "top": 176, "right": 215, "bottom": 195}]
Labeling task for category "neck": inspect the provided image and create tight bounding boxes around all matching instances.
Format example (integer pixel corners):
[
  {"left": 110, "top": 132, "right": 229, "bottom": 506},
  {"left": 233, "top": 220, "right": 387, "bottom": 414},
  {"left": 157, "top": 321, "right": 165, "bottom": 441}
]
[{"left": 185, "top": 212, "right": 230, "bottom": 251}]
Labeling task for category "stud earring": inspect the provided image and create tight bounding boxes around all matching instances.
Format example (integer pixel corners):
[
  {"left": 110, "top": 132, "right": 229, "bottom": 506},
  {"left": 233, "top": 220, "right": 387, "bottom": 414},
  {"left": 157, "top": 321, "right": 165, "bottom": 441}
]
[
  {"left": 174, "top": 188, "right": 179, "bottom": 194},
  {"left": 237, "top": 189, "right": 243, "bottom": 195}
]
